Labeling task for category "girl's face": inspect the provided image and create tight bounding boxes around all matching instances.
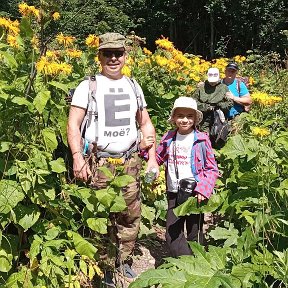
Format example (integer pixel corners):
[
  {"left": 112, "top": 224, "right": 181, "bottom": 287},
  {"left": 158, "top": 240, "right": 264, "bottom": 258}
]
[{"left": 172, "top": 107, "right": 196, "bottom": 134}]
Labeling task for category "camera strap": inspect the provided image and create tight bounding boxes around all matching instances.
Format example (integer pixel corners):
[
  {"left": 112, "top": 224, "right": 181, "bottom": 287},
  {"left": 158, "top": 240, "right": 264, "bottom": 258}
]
[{"left": 172, "top": 135, "right": 179, "bottom": 182}]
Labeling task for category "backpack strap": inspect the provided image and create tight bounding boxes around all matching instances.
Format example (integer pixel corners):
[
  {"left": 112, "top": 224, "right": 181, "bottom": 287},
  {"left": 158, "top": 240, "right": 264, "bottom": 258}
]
[
  {"left": 236, "top": 78, "right": 241, "bottom": 95},
  {"left": 199, "top": 140, "right": 207, "bottom": 168},
  {"left": 80, "top": 75, "right": 97, "bottom": 142},
  {"left": 125, "top": 76, "right": 144, "bottom": 111}
]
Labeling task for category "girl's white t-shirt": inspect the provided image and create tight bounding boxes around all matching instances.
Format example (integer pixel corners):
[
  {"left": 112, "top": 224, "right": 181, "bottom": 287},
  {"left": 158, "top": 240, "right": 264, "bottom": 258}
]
[{"left": 166, "top": 131, "right": 195, "bottom": 193}]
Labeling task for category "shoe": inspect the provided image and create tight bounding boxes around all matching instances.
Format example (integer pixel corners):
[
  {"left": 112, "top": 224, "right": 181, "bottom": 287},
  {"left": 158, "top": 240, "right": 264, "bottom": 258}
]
[
  {"left": 121, "top": 263, "right": 137, "bottom": 279},
  {"left": 102, "top": 271, "right": 115, "bottom": 287}
]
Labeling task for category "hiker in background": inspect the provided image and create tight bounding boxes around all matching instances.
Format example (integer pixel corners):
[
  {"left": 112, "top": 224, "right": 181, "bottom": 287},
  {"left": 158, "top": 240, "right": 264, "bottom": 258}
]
[
  {"left": 223, "top": 62, "right": 252, "bottom": 119},
  {"left": 142, "top": 97, "right": 218, "bottom": 257},
  {"left": 192, "top": 67, "right": 233, "bottom": 148},
  {"left": 67, "top": 32, "right": 158, "bottom": 286}
]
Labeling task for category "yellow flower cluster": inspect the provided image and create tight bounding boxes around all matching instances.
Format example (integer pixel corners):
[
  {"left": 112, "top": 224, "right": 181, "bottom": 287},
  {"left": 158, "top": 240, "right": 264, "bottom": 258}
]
[
  {"left": 52, "top": 12, "right": 60, "bottom": 21},
  {"left": 7, "top": 35, "right": 19, "bottom": 48},
  {"left": 56, "top": 33, "right": 75, "bottom": 47},
  {"left": 155, "top": 37, "right": 174, "bottom": 51},
  {"left": 143, "top": 170, "right": 166, "bottom": 201},
  {"left": 143, "top": 47, "right": 152, "bottom": 55},
  {"left": 36, "top": 56, "right": 72, "bottom": 76},
  {"left": 18, "top": 2, "right": 40, "bottom": 19},
  {"left": 251, "top": 127, "right": 270, "bottom": 137},
  {"left": 66, "top": 49, "right": 82, "bottom": 58},
  {"left": 0, "top": 17, "right": 20, "bottom": 36},
  {"left": 85, "top": 34, "right": 99, "bottom": 48},
  {"left": 234, "top": 55, "right": 246, "bottom": 63},
  {"left": 251, "top": 91, "right": 282, "bottom": 106}
]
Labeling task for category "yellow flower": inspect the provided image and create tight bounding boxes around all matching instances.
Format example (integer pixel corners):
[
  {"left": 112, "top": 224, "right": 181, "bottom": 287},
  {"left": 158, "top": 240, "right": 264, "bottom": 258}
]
[
  {"left": 18, "top": 2, "right": 40, "bottom": 18},
  {"left": 143, "top": 47, "right": 152, "bottom": 55},
  {"left": 121, "top": 65, "right": 131, "bottom": 77},
  {"left": 154, "top": 55, "right": 169, "bottom": 67},
  {"left": 251, "top": 127, "right": 270, "bottom": 137},
  {"left": 251, "top": 91, "right": 282, "bottom": 105},
  {"left": 85, "top": 34, "right": 99, "bottom": 48},
  {"left": 36, "top": 56, "right": 72, "bottom": 76},
  {"left": 7, "top": 34, "right": 19, "bottom": 48},
  {"left": 66, "top": 49, "right": 82, "bottom": 58},
  {"left": 234, "top": 55, "right": 246, "bottom": 63},
  {"left": 56, "top": 33, "right": 75, "bottom": 47},
  {"left": 155, "top": 37, "right": 174, "bottom": 51},
  {"left": 31, "top": 36, "right": 39, "bottom": 49},
  {"left": 0, "top": 17, "right": 20, "bottom": 36},
  {"left": 52, "top": 12, "right": 60, "bottom": 21}
]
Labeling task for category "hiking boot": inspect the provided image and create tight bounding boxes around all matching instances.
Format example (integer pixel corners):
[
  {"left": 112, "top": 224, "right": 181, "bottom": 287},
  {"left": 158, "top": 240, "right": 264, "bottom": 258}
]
[
  {"left": 118, "top": 263, "right": 137, "bottom": 279},
  {"left": 102, "top": 271, "right": 115, "bottom": 288}
]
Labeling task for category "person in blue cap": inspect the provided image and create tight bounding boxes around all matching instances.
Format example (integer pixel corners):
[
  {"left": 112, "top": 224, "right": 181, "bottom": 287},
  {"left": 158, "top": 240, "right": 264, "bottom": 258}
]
[{"left": 223, "top": 62, "right": 252, "bottom": 119}]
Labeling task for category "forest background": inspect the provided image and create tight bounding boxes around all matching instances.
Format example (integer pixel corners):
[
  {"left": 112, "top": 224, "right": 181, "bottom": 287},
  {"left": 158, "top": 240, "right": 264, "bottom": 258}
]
[{"left": 0, "top": 0, "right": 287, "bottom": 60}]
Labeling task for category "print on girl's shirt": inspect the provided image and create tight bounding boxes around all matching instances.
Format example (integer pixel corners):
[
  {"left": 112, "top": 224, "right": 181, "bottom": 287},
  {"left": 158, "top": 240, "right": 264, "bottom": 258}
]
[{"left": 168, "top": 144, "right": 190, "bottom": 166}]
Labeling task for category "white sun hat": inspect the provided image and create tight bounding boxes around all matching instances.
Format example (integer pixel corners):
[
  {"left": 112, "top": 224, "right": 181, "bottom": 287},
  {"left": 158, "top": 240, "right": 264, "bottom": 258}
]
[
  {"left": 168, "top": 97, "right": 203, "bottom": 125},
  {"left": 207, "top": 67, "right": 220, "bottom": 83}
]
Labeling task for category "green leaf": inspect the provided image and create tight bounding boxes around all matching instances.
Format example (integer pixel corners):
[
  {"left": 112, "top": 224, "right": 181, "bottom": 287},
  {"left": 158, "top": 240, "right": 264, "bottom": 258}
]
[
  {"left": 33, "top": 90, "right": 51, "bottom": 114},
  {"left": 29, "top": 236, "right": 43, "bottom": 259},
  {"left": 42, "top": 127, "right": 58, "bottom": 152},
  {"left": 220, "top": 134, "right": 247, "bottom": 159},
  {"left": 20, "top": 17, "right": 34, "bottom": 38},
  {"left": 208, "top": 226, "right": 239, "bottom": 247},
  {"left": 49, "top": 81, "right": 70, "bottom": 93},
  {"left": 94, "top": 188, "right": 116, "bottom": 207},
  {"left": 110, "top": 194, "right": 127, "bottom": 212},
  {"left": 0, "top": 180, "right": 24, "bottom": 214},
  {"left": 87, "top": 218, "right": 107, "bottom": 234},
  {"left": 0, "top": 141, "right": 12, "bottom": 152},
  {"left": 11, "top": 96, "right": 34, "bottom": 111},
  {"left": 0, "top": 51, "right": 18, "bottom": 68},
  {"left": 141, "top": 204, "right": 155, "bottom": 225},
  {"left": 111, "top": 175, "right": 135, "bottom": 188},
  {"left": 13, "top": 204, "right": 41, "bottom": 231},
  {"left": 0, "top": 249, "right": 13, "bottom": 272},
  {"left": 50, "top": 158, "right": 67, "bottom": 173},
  {"left": 67, "top": 231, "right": 97, "bottom": 259}
]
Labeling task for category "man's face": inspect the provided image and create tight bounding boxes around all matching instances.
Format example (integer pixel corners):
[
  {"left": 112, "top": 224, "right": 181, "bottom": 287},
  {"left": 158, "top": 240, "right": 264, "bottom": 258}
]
[
  {"left": 225, "top": 68, "right": 237, "bottom": 80},
  {"left": 99, "top": 48, "right": 126, "bottom": 79}
]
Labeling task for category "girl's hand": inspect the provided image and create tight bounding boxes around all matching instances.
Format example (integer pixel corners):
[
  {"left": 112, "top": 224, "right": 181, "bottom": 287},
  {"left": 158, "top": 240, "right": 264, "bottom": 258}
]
[{"left": 196, "top": 193, "right": 206, "bottom": 203}]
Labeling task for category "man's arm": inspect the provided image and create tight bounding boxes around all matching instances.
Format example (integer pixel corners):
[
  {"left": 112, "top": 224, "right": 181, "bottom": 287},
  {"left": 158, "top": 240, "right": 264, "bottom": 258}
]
[
  {"left": 136, "top": 108, "right": 159, "bottom": 175},
  {"left": 231, "top": 93, "right": 252, "bottom": 107},
  {"left": 67, "top": 106, "right": 91, "bottom": 182}
]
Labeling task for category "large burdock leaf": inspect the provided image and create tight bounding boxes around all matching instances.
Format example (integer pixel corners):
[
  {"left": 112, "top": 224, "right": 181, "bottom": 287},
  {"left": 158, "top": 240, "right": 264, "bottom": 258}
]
[
  {"left": 0, "top": 180, "right": 24, "bottom": 214},
  {"left": 67, "top": 231, "right": 97, "bottom": 259},
  {"left": 13, "top": 204, "right": 41, "bottom": 231},
  {"left": 42, "top": 127, "right": 58, "bottom": 152},
  {"left": 33, "top": 90, "right": 51, "bottom": 114}
]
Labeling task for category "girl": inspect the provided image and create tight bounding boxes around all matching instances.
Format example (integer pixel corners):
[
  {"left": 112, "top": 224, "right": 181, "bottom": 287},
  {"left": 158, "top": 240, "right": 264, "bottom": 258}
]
[{"left": 142, "top": 96, "right": 218, "bottom": 257}]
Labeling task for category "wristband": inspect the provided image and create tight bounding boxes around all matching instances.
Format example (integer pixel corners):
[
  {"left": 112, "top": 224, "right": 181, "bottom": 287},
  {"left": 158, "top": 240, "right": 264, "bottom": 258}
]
[{"left": 72, "top": 151, "right": 82, "bottom": 156}]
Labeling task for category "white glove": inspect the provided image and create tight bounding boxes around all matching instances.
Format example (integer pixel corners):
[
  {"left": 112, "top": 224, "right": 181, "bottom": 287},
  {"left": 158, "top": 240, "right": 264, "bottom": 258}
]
[{"left": 216, "top": 109, "right": 225, "bottom": 123}]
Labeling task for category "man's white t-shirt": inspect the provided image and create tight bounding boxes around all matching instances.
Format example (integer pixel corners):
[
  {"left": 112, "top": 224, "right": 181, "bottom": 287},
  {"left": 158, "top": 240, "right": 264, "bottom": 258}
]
[
  {"left": 71, "top": 74, "right": 147, "bottom": 153},
  {"left": 167, "top": 132, "right": 195, "bottom": 193}
]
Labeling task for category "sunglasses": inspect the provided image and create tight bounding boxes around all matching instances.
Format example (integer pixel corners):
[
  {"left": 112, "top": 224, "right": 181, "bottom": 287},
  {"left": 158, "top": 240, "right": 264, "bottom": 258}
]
[
  {"left": 101, "top": 50, "right": 125, "bottom": 58},
  {"left": 208, "top": 73, "right": 219, "bottom": 77}
]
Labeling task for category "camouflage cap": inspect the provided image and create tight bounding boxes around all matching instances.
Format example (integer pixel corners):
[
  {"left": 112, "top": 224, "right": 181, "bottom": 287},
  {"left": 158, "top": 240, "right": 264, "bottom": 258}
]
[{"left": 98, "top": 32, "right": 126, "bottom": 50}]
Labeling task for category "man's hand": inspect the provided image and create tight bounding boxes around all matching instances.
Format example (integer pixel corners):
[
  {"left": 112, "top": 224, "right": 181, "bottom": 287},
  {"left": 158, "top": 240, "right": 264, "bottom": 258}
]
[
  {"left": 73, "top": 153, "right": 91, "bottom": 182},
  {"left": 146, "top": 159, "right": 159, "bottom": 179}
]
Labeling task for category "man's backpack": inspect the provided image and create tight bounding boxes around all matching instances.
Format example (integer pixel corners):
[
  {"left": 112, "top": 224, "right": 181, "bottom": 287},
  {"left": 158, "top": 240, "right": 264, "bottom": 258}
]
[{"left": 210, "top": 109, "right": 230, "bottom": 145}]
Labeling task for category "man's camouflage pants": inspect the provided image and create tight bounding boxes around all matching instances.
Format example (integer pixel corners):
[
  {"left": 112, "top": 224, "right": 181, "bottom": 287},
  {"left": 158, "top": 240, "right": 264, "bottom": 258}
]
[{"left": 89, "top": 152, "right": 142, "bottom": 264}]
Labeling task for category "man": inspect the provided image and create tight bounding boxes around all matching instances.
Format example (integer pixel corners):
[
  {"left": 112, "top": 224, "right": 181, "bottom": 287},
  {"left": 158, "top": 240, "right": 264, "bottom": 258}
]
[
  {"left": 67, "top": 32, "right": 158, "bottom": 286},
  {"left": 192, "top": 67, "right": 233, "bottom": 147},
  {"left": 223, "top": 62, "right": 252, "bottom": 119}
]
